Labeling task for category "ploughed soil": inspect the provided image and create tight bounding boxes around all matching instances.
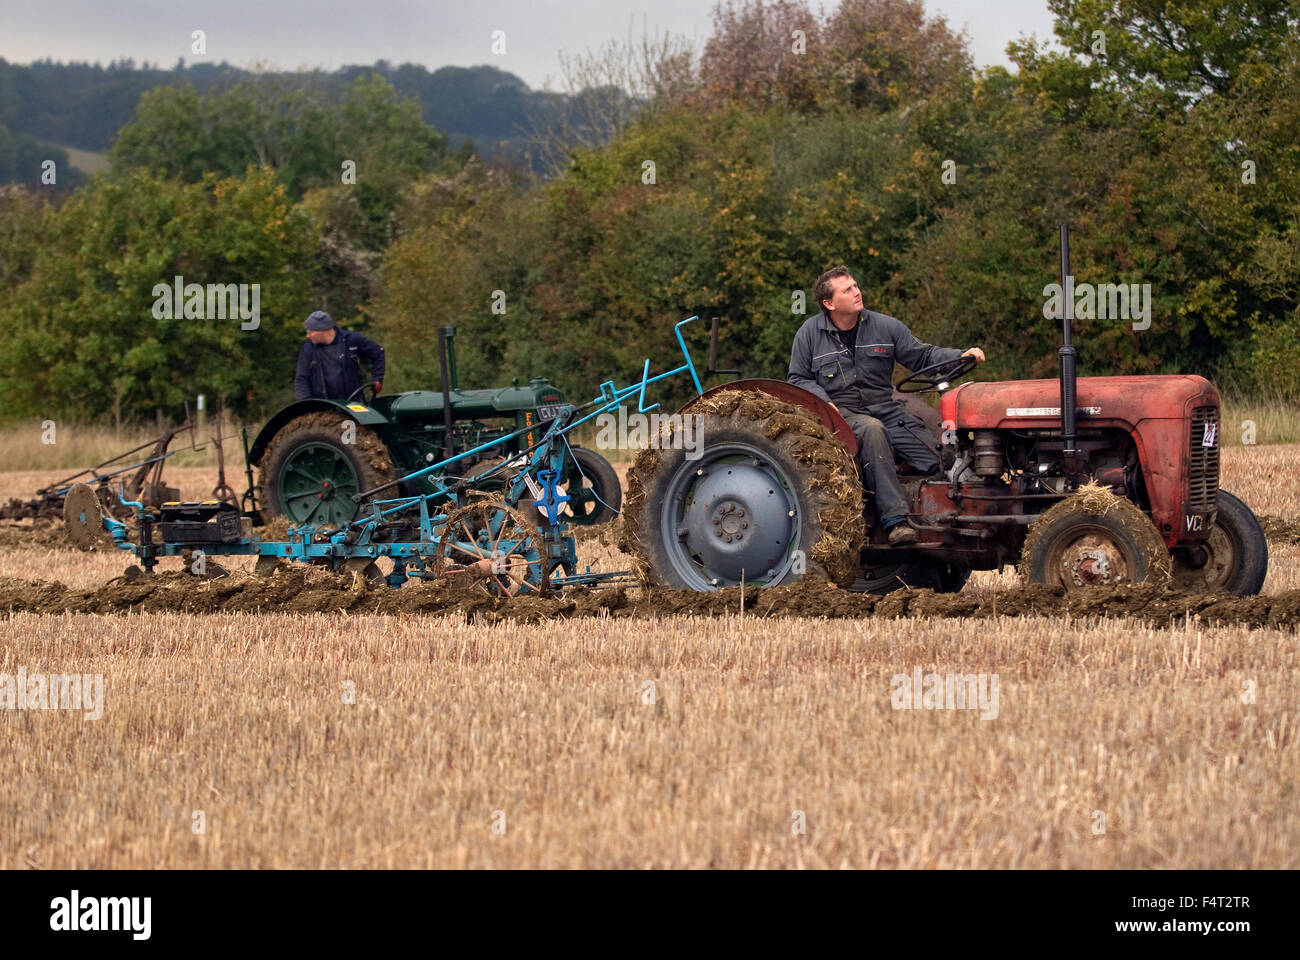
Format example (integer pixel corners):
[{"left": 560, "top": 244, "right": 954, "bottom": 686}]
[
  {"left": 3, "top": 508, "right": 1300, "bottom": 627},
  {"left": 8, "top": 512, "right": 1300, "bottom": 552},
  {"left": 1, "top": 565, "right": 1298, "bottom": 628},
  {"left": 1259, "top": 514, "right": 1300, "bottom": 544}
]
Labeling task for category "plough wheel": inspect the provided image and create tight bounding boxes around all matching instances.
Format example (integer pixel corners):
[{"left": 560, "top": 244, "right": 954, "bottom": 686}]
[{"left": 434, "top": 499, "right": 549, "bottom": 597}]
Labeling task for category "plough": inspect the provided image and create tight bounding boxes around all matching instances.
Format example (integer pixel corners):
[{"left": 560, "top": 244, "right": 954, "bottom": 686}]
[
  {"left": 65, "top": 318, "right": 707, "bottom": 595},
  {"left": 1, "top": 409, "right": 216, "bottom": 521}
]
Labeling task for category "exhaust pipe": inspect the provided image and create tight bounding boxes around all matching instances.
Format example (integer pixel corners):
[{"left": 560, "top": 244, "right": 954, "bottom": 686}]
[
  {"left": 438, "top": 326, "right": 455, "bottom": 459},
  {"left": 1058, "top": 224, "right": 1083, "bottom": 482},
  {"left": 705, "top": 316, "right": 742, "bottom": 380}
]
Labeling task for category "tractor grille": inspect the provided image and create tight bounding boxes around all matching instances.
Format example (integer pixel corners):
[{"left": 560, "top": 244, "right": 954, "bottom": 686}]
[{"left": 1188, "top": 406, "right": 1219, "bottom": 512}]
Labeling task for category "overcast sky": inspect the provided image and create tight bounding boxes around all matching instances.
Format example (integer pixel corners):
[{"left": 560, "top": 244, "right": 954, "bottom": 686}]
[{"left": 0, "top": 0, "right": 1060, "bottom": 89}]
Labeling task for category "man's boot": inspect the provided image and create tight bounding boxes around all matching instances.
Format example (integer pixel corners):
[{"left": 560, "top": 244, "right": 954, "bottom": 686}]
[{"left": 886, "top": 521, "right": 918, "bottom": 545}]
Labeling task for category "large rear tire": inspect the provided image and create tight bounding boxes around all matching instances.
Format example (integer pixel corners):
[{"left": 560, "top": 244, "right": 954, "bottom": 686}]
[
  {"left": 620, "top": 390, "right": 864, "bottom": 590},
  {"left": 257, "top": 412, "right": 395, "bottom": 526},
  {"left": 1171, "top": 490, "right": 1268, "bottom": 596},
  {"left": 1020, "top": 490, "right": 1171, "bottom": 589}
]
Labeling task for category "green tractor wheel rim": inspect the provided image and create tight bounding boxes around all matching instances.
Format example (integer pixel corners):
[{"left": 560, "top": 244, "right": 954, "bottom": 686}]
[{"left": 277, "top": 442, "right": 362, "bottom": 525}]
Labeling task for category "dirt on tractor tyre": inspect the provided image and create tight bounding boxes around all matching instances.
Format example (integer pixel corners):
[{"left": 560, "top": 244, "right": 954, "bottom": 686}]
[
  {"left": 619, "top": 388, "right": 864, "bottom": 587},
  {"left": 1019, "top": 480, "right": 1174, "bottom": 584},
  {"left": 3, "top": 569, "right": 1300, "bottom": 628}
]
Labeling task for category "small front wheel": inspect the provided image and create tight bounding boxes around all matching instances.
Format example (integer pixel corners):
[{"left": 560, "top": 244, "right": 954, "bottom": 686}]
[
  {"left": 1020, "top": 492, "right": 1171, "bottom": 588},
  {"left": 561, "top": 446, "right": 622, "bottom": 525},
  {"left": 1171, "top": 490, "right": 1268, "bottom": 595},
  {"left": 434, "top": 500, "right": 549, "bottom": 597}
]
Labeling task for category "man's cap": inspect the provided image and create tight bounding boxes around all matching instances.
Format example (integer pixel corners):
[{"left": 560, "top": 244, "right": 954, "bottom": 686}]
[{"left": 305, "top": 310, "right": 333, "bottom": 331}]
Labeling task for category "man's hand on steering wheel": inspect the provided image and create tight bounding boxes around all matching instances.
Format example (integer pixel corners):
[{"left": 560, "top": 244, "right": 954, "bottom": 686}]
[
  {"left": 347, "top": 382, "right": 380, "bottom": 404},
  {"left": 895, "top": 351, "right": 984, "bottom": 394}
]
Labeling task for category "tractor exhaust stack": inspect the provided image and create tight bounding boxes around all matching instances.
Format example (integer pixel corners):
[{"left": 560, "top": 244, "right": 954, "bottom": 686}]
[
  {"left": 1058, "top": 223, "right": 1083, "bottom": 483},
  {"left": 438, "top": 326, "right": 456, "bottom": 458}
]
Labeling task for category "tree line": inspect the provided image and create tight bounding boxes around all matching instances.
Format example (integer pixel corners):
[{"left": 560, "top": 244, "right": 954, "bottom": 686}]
[{"left": 0, "top": 0, "right": 1296, "bottom": 427}]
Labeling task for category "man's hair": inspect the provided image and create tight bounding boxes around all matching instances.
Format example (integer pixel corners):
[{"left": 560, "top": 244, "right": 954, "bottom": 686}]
[{"left": 813, "top": 266, "right": 852, "bottom": 314}]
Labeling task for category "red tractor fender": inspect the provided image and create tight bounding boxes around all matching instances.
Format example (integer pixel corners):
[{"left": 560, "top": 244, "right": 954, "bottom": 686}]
[{"left": 677, "top": 378, "right": 859, "bottom": 457}]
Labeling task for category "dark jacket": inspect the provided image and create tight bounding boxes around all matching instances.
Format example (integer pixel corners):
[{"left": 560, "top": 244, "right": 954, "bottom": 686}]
[
  {"left": 293, "top": 326, "right": 386, "bottom": 401},
  {"left": 788, "top": 309, "right": 965, "bottom": 411}
]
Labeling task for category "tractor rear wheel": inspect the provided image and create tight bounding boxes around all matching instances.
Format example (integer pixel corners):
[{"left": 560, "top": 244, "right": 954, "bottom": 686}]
[
  {"left": 258, "top": 412, "right": 395, "bottom": 526},
  {"left": 1171, "top": 490, "right": 1268, "bottom": 596},
  {"left": 1020, "top": 491, "right": 1171, "bottom": 589},
  {"left": 620, "top": 390, "right": 864, "bottom": 590}
]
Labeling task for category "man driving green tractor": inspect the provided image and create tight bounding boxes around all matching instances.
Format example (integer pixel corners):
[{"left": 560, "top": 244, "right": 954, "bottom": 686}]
[{"left": 293, "top": 310, "right": 386, "bottom": 402}]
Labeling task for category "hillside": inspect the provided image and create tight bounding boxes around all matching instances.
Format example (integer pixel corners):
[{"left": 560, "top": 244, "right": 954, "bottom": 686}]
[{"left": 0, "top": 59, "right": 576, "bottom": 174}]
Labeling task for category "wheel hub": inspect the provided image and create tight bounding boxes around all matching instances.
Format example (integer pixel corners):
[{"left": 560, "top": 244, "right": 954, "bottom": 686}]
[
  {"left": 1173, "top": 526, "right": 1235, "bottom": 591},
  {"left": 279, "top": 443, "right": 361, "bottom": 525},
  {"left": 713, "top": 501, "right": 748, "bottom": 541},
  {"left": 1058, "top": 534, "right": 1130, "bottom": 586},
  {"left": 667, "top": 450, "right": 800, "bottom": 588}
]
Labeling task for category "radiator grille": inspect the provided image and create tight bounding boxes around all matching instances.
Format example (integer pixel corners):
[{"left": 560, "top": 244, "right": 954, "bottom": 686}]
[{"left": 1188, "top": 406, "right": 1219, "bottom": 512}]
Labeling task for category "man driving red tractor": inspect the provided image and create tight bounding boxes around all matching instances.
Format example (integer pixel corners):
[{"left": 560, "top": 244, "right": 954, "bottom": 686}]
[{"left": 788, "top": 266, "right": 986, "bottom": 545}]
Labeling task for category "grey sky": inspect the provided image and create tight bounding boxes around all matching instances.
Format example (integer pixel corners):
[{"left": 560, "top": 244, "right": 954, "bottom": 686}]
[{"left": 0, "top": 0, "right": 1060, "bottom": 89}]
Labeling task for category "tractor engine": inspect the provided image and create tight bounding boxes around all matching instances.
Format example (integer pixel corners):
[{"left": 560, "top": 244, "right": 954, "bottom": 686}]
[{"left": 938, "top": 375, "right": 1221, "bottom": 549}]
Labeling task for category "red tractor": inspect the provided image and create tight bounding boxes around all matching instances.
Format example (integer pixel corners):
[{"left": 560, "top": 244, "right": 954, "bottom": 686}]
[{"left": 622, "top": 228, "right": 1268, "bottom": 596}]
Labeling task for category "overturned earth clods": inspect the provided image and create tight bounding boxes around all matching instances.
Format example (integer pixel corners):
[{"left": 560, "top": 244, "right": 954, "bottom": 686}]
[{"left": 1, "top": 567, "right": 1298, "bottom": 628}]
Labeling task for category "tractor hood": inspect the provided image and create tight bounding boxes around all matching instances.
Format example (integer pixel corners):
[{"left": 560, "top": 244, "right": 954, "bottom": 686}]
[
  {"left": 942, "top": 375, "right": 1219, "bottom": 429},
  {"left": 384, "top": 379, "right": 564, "bottom": 421}
]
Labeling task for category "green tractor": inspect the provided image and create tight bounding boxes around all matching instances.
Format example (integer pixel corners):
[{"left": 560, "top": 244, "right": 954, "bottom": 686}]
[{"left": 246, "top": 327, "right": 621, "bottom": 527}]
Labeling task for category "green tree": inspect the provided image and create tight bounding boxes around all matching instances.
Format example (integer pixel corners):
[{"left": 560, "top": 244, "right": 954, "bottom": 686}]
[
  {"left": 0, "top": 167, "right": 316, "bottom": 423},
  {"left": 1048, "top": 0, "right": 1298, "bottom": 101}
]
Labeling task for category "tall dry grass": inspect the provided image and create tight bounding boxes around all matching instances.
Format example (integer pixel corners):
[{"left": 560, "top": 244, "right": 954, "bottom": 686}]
[
  {"left": 0, "top": 414, "right": 245, "bottom": 472},
  {"left": 1219, "top": 395, "right": 1300, "bottom": 446}
]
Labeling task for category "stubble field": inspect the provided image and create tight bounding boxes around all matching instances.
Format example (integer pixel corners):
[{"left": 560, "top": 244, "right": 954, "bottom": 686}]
[{"left": 1, "top": 445, "right": 1297, "bottom": 868}]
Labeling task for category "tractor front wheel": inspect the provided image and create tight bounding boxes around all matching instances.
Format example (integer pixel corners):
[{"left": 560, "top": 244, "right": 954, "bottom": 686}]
[
  {"left": 258, "top": 412, "right": 395, "bottom": 526},
  {"left": 1019, "top": 491, "right": 1171, "bottom": 589},
  {"left": 562, "top": 445, "right": 621, "bottom": 525},
  {"left": 1171, "top": 490, "right": 1268, "bottom": 596}
]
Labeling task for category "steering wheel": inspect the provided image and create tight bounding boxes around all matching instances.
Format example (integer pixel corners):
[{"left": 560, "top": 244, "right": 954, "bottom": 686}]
[
  {"left": 895, "top": 355, "right": 978, "bottom": 394},
  {"left": 346, "top": 382, "right": 378, "bottom": 405}
]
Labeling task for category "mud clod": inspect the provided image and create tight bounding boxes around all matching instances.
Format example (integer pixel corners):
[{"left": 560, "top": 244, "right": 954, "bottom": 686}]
[{"left": 1259, "top": 514, "right": 1300, "bottom": 544}]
